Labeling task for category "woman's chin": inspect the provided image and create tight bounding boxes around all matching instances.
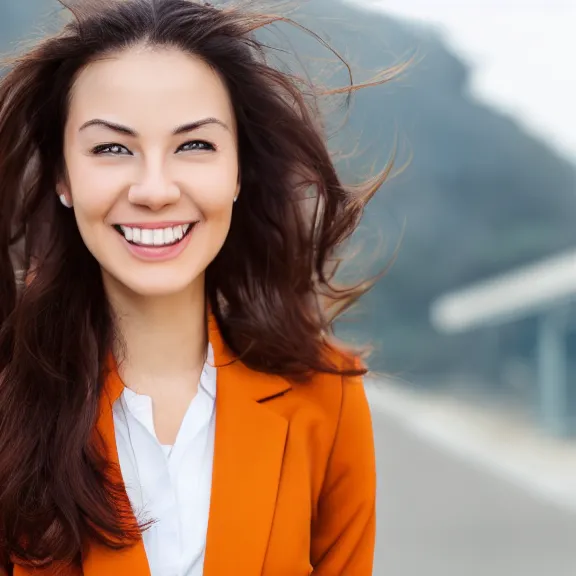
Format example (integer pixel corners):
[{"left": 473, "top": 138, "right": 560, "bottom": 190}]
[{"left": 102, "top": 268, "right": 204, "bottom": 299}]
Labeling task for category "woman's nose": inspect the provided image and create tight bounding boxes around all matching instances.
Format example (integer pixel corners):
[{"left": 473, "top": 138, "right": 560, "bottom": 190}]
[{"left": 128, "top": 165, "right": 181, "bottom": 210}]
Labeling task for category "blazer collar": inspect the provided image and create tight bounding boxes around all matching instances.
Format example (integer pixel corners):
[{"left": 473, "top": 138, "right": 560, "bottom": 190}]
[{"left": 81, "top": 314, "right": 291, "bottom": 576}]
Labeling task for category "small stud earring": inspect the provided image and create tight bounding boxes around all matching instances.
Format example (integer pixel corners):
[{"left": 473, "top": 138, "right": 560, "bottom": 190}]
[
  {"left": 59, "top": 194, "right": 72, "bottom": 208},
  {"left": 233, "top": 195, "right": 238, "bottom": 203}
]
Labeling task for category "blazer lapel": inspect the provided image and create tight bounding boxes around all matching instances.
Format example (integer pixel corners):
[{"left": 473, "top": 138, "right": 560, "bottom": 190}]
[
  {"left": 203, "top": 318, "right": 291, "bottom": 575},
  {"left": 82, "top": 361, "right": 151, "bottom": 576}
]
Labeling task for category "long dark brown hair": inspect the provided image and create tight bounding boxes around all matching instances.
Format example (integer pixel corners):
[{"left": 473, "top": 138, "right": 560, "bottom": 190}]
[{"left": 0, "top": 0, "right": 397, "bottom": 568}]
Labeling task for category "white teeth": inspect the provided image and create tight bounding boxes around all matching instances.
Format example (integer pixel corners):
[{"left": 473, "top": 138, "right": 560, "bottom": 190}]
[
  {"left": 141, "top": 229, "right": 153, "bottom": 245},
  {"left": 119, "top": 224, "right": 193, "bottom": 247},
  {"left": 152, "top": 229, "right": 163, "bottom": 246}
]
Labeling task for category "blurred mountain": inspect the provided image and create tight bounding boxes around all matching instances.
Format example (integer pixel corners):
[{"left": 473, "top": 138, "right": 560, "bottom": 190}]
[
  {"left": 285, "top": 1, "right": 576, "bottom": 379},
  {"left": 2, "top": 0, "right": 576, "bottom": 382}
]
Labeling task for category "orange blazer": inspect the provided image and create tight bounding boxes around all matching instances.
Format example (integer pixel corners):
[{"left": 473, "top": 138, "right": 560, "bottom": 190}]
[{"left": 14, "top": 318, "right": 376, "bottom": 575}]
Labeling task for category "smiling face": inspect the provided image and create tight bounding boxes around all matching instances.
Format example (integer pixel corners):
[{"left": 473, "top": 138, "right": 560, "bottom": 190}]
[{"left": 60, "top": 46, "right": 239, "bottom": 298}]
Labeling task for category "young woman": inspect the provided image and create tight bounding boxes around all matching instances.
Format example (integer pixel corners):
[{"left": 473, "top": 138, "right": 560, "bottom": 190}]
[{"left": 0, "top": 1, "right": 390, "bottom": 574}]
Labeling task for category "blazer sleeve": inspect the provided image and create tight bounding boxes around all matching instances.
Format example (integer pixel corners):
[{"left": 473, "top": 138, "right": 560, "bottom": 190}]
[{"left": 311, "top": 374, "right": 377, "bottom": 575}]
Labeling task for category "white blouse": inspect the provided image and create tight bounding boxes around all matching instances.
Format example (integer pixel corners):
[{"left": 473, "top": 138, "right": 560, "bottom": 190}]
[{"left": 112, "top": 346, "right": 216, "bottom": 576}]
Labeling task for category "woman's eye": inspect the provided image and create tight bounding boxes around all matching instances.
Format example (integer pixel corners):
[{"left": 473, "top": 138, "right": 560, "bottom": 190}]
[
  {"left": 91, "top": 144, "right": 131, "bottom": 155},
  {"left": 177, "top": 140, "right": 216, "bottom": 153}
]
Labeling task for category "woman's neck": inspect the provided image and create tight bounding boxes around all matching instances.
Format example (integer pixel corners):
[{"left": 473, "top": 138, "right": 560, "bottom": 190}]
[{"left": 106, "top": 275, "right": 207, "bottom": 387}]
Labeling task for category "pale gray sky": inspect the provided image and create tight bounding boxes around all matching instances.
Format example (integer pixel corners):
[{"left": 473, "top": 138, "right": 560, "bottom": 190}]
[{"left": 348, "top": 0, "right": 576, "bottom": 163}]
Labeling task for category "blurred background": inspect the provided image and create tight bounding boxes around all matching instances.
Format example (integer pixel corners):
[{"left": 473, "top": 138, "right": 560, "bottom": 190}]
[{"left": 2, "top": 0, "right": 576, "bottom": 574}]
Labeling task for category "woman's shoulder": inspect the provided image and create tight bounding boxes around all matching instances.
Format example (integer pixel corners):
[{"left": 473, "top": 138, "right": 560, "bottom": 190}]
[
  {"left": 277, "top": 345, "right": 368, "bottom": 426},
  {"left": 269, "top": 347, "right": 374, "bottom": 489}
]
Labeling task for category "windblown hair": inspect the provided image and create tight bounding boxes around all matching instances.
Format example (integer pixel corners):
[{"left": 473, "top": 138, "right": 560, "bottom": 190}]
[{"left": 0, "top": 0, "right": 395, "bottom": 568}]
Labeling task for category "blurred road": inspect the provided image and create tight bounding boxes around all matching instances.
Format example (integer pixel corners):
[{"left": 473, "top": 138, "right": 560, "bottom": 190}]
[{"left": 372, "top": 410, "right": 576, "bottom": 576}]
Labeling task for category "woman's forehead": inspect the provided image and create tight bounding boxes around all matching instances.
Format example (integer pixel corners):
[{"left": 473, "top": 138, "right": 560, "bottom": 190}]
[{"left": 67, "top": 47, "right": 236, "bottom": 134}]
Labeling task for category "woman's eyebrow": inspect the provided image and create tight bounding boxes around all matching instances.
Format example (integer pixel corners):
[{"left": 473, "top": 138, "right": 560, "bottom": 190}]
[
  {"left": 79, "top": 119, "right": 137, "bottom": 136},
  {"left": 173, "top": 117, "right": 230, "bottom": 134}
]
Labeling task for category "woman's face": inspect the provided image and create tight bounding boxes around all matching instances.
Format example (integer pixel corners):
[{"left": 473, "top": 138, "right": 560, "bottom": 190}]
[{"left": 60, "top": 46, "right": 239, "bottom": 297}]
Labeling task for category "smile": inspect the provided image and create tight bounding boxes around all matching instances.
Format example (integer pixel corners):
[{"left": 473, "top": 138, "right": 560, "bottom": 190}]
[{"left": 113, "top": 223, "right": 195, "bottom": 247}]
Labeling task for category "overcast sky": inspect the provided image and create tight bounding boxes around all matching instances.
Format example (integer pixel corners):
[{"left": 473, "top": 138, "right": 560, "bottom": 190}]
[{"left": 348, "top": 0, "right": 576, "bottom": 163}]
